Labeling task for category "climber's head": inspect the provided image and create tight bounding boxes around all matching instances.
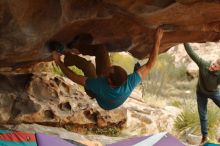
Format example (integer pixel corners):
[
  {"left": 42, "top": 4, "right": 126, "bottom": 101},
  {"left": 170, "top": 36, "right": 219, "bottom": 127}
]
[
  {"left": 209, "top": 59, "right": 220, "bottom": 72},
  {"left": 108, "top": 65, "right": 128, "bottom": 87}
]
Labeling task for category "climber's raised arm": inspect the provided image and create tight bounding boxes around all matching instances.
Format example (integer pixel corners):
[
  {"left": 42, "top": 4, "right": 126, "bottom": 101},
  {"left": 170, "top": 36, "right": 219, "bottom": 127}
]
[
  {"left": 183, "top": 43, "right": 206, "bottom": 67},
  {"left": 137, "top": 28, "right": 164, "bottom": 80}
]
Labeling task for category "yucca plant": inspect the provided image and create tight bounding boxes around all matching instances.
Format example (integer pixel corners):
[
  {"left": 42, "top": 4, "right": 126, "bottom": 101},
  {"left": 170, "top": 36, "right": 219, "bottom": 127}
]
[
  {"left": 174, "top": 104, "right": 200, "bottom": 135},
  {"left": 175, "top": 101, "right": 220, "bottom": 139}
]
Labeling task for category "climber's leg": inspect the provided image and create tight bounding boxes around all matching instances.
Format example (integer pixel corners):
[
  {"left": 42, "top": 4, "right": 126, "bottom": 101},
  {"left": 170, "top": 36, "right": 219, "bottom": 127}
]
[
  {"left": 64, "top": 52, "right": 96, "bottom": 78},
  {"left": 72, "top": 44, "right": 111, "bottom": 77}
]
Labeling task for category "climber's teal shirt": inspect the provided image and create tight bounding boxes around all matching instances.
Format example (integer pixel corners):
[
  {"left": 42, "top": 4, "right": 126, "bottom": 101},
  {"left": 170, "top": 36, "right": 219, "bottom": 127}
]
[
  {"left": 85, "top": 71, "right": 141, "bottom": 110},
  {"left": 184, "top": 43, "right": 220, "bottom": 95}
]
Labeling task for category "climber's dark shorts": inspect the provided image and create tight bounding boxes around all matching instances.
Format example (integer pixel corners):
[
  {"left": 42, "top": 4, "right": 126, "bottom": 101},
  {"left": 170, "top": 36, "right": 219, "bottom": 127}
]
[{"left": 85, "top": 88, "right": 97, "bottom": 99}]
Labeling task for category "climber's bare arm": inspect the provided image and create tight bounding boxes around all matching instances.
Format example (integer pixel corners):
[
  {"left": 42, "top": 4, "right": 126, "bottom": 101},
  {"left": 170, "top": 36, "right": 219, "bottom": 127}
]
[
  {"left": 137, "top": 28, "right": 164, "bottom": 80},
  {"left": 52, "top": 52, "right": 87, "bottom": 86}
]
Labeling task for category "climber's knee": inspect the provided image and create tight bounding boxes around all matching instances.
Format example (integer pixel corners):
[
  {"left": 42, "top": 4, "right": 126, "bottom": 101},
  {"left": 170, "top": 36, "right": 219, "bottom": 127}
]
[
  {"left": 64, "top": 54, "right": 75, "bottom": 66},
  {"left": 83, "top": 62, "right": 96, "bottom": 78}
]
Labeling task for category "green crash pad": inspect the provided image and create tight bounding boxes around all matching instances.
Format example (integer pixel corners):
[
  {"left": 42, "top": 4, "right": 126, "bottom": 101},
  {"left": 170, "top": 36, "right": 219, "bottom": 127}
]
[{"left": 204, "top": 143, "right": 220, "bottom": 146}]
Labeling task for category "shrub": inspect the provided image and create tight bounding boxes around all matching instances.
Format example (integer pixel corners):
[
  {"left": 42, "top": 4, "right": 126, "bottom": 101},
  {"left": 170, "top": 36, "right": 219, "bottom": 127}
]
[
  {"left": 142, "top": 53, "right": 187, "bottom": 97},
  {"left": 174, "top": 101, "right": 220, "bottom": 139},
  {"left": 171, "top": 100, "right": 183, "bottom": 108},
  {"left": 52, "top": 62, "right": 84, "bottom": 76},
  {"left": 174, "top": 102, "right": 200, "bottom": 135},
  {"left": 110, "top": 52, "right": 136, "bottom": 74},
  {"left": 88, "top": 127, "right": 121, "bottom": 137}
]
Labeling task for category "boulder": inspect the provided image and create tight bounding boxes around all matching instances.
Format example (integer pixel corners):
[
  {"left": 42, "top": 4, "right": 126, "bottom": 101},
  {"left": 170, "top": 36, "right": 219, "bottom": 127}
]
[
  {"left": 1, "top": 1, "right": 220, "bottom": 68},
  {"left": 0, "top": 73, "right": 181, "bottom": 136},
  {"left": 0, "top": 73, "right": 127, "bottom": 131}
]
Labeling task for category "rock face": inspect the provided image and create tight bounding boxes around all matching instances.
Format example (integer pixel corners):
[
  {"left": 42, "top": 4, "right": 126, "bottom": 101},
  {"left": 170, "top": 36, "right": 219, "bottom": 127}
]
[
  {"left": 0, "top": 73, "right": 127, "bottom": 130},
  {"left": 1, "top": 0, "right": 220, "bottom": 68},
  {"left": 0, "top": 73, "right": 180, "bottom": 136}
]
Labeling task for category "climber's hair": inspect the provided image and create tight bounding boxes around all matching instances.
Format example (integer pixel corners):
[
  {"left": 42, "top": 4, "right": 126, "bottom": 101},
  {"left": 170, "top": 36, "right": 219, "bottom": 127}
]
[{"left": 108, "top": 65, "right": 128, "bottom": 87}]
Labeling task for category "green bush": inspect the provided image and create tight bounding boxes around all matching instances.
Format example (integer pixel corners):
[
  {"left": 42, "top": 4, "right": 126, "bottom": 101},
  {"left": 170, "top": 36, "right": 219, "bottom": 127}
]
[
  {"left": 52, "top": 62, "right": 63, "bottom": 76},
  {"left": 88, "top": 127, "right": 121, "bottom": 137},
  {"left": 174, "top": 101, "right": 220, "bottom": 139},
  {"left": 109, "top": 52, "right": 188, "bottom": 99},
  {"left": 171, "top": 100, "right": 183, "bottom": 108},
  {"left": 110, "top": 52, "right": 136, "bottom": 74},
  {"left": 148, "top": 53, "right": 187, "bottom": 81},
  {"left": 174, "top": 103, "right": 200, "bottom": 135},
  {"left": 52, "top": 53, "right": 135, "bottom": 76},
  {"left": 142, "top": 53, "right": 187, "bottom": 97},
  {"left": 52, "top": 62, "right": 84, "bottom": 76}
]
